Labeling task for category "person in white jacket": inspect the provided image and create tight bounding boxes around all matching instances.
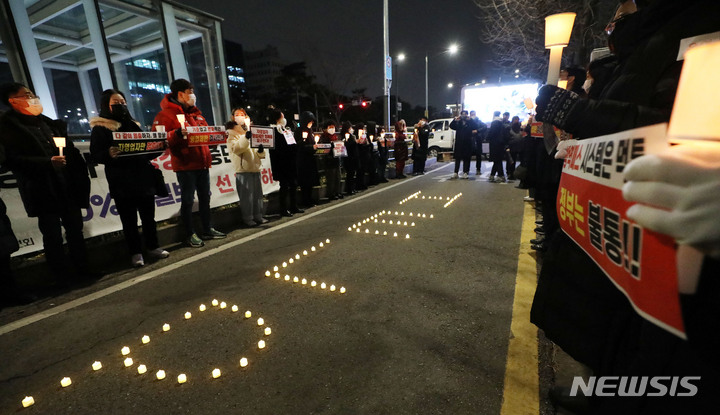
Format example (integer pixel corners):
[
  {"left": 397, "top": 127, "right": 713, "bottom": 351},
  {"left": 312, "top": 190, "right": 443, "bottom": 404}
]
[{"left": 226, "top": 108, "right": 268, "bottom": 227}]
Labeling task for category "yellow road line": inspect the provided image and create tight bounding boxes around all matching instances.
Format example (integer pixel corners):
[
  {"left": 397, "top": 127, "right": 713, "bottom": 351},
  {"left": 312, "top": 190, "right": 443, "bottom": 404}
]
[{"left": 500, "top": 202, "right": 539, "bottom": 415}]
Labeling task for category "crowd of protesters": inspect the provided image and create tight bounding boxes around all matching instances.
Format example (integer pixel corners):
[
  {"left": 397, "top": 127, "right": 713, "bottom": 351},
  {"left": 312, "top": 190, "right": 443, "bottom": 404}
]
[
  {"left": 0, "top": 76, "right": 418, "bottom": 305},
  {"left": 3, "top": 2, "right": 720, "bottom": 413}
]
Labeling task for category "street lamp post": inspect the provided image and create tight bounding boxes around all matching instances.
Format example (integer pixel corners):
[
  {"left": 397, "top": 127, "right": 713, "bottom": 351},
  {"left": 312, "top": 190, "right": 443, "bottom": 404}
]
[
  {"left": 396, "top": 53, "right": 405, "bottom": 122},
  {"left": 425, "top": 44, "right": 458, "bottom": 119}
]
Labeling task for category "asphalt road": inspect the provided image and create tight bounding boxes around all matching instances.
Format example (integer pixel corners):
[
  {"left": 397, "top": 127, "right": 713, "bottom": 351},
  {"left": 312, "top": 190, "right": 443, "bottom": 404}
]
[{"left": 0, "top": 162, "right": 533, "bottom": 415}]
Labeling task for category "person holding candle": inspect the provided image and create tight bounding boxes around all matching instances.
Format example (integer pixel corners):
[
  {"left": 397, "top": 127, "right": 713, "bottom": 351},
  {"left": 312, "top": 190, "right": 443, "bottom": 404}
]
[
  {"left": 356, "top": 123, "right": 371, "bottom": 191},
  {"left": 450, "top": 111, "right": 477, "bottom": 180},
  {"left": 393, "top": 120, "right": 409, "bottom": 179},
  {"left": 152, "top": 79, "right": 226, "bottom": 247},
  {"left": 0, "top": 83, "right": 92, "bottom": 283},
  {"left": 366, "top": 121, "right": 381, "bottom": 185},
  {"left": 318, "top": 120, "right": 342, "bottom": 200},
  {"left": 296, "top": 111, "right": 319, "bottom": 208},
  {"left": 90, "top": 89, "right": 169, "bottom": 267},
  {"left": 413, "top": 117, "right": 430, "bottom": 176},
  {"left": 376, "top": 125, "right": 389, "bottom": 183},
  {"left": 268, "top": 109, "right": 302, "bottom": 216},
  {"left": 341, "top": 122, "right": 359, "bottom": 194},
  {"left": 531, "top": 1, "right": 720, "bottom": 412},
  {"left": 226, "top": 108, "right": 267, "bottom": 227}
]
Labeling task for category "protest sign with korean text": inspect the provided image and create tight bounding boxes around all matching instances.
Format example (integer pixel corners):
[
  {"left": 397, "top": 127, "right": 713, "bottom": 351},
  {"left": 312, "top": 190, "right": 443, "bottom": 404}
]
[
  {"left": 187, "top": 125, "right": 226, "bottom": 147},
  {"left": 250, "top": 126, "right": 275, "bottom": 149},
  {"left": 112, "top": 131, "right": 167, "bottom": 155},
  {"left": 333, "top": 141, "right": 347, "bottom": 157},
  {"left": 316, "top": 143, "right": 332, "bottom": 155},
  {"left": 556, "top": 123, "right": 684, "bottom": 337}
]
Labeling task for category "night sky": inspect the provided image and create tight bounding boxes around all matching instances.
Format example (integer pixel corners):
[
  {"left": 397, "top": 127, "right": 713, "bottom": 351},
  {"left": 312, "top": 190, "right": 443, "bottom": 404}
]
[{"left": 176, "top": 0, "right": 498, "bottom": 114}]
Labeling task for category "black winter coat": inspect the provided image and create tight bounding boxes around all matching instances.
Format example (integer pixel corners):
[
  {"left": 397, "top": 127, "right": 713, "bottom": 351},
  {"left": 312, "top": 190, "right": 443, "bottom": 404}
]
[
  {"left": 449, "top": 117, "right": 476, "bottom": 159},
  {"left": 269, "top": 126, "right": 297, "bottom": 182},
  {"left": 531, "top": 2, "right": 720, "bottom": 412},
  {"left": 413, "top": 124, "right": 430, "bottom": 159},
  {"left": 0, "top": 110, "right": 90, "bottom": 217},
  {"left": 90, "top": 117, "right": 162, "bottom": 199},
  {"left": 486, "top": 119, "right": 507, "bottom": 159},
  {"left": 296, "top": 126, "right": 319, "bottom": 187}
]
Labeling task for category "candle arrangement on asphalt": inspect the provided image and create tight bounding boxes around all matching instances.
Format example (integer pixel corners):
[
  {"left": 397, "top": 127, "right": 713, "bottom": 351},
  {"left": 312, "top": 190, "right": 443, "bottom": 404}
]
[
  {"left": 17, "top": 190, "right": 460, "bottom": 409},
  {"left": 16, "top": 298, "right": 275, "bottom": 409},
  {"left": 261, "top": 239, "right": 346, "bottom": 294}
]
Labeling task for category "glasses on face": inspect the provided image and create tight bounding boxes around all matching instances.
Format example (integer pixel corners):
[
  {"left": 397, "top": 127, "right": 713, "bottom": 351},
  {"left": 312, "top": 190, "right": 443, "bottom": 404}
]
[{"left": 10, "top": 93, "right": 38, "bottom": 100}]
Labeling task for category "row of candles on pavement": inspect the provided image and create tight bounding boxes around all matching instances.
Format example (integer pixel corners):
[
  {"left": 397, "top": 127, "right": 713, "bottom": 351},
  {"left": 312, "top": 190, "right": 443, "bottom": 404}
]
[{"left": 21, "top": 300, "right": 269, "bottom": 408}]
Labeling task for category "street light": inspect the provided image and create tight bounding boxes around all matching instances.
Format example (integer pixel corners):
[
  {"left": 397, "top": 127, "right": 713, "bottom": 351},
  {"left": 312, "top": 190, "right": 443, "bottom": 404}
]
[
  {"left": 544, "top": 12, "right": 576, "bottom": 85},
  {"left": 425, "top": 44, "right": 459, "bottom": 118},
  {"left": 447, "top": 83, "right": 454, "bottom": 89},
  {"left": 395, "top": 53, "right": 406, "bottom": 121}
]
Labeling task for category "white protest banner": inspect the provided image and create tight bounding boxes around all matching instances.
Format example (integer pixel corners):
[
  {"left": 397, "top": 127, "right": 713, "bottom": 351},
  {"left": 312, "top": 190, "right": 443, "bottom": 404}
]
[
  {"left": 6, "top": 142, "right": 279, "bottom": 257},
  {"left": 250, "top": 126, "right": 275, "bottom": 148}
]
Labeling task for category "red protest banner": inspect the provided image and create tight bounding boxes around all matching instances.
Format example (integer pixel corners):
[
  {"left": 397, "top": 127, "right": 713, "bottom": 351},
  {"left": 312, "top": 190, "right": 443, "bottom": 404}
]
[
  {"left": 187, "top": 126, "right": 226, "bottom": 147},
  {"left": 557, "top": 123, "right": 685, "bottom": 338}
]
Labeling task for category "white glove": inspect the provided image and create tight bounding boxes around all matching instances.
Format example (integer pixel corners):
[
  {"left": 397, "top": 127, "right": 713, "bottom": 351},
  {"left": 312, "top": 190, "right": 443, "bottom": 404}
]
[
  {"left": 622, "top": 143, "right": 720, "bottom": 259},
  {"left": 555, "top": 139, "right": 578, "bottom": 159}
]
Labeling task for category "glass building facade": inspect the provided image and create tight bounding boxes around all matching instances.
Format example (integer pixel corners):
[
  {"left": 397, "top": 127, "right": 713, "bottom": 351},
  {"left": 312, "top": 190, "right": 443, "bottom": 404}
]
[{"left": 0, "top": 0, "right": 230, "bottom": 132}]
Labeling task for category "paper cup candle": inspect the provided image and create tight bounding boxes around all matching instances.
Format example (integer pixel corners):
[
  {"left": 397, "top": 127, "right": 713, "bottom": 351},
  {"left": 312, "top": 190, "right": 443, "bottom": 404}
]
[{"left": 52, "top": 137, "right": 66, "bottom": 156}]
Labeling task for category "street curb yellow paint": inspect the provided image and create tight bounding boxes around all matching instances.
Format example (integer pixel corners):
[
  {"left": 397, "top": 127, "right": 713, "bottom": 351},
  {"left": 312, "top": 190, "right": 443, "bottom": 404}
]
[{"left": 500, "top": 202, "right": 539, "bottom": 415}]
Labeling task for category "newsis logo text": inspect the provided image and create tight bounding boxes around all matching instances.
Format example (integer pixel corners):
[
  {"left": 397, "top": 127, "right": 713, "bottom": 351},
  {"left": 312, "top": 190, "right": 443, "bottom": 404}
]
[{"left": 570, "top": 376, "right": 700, "bottom": 397}]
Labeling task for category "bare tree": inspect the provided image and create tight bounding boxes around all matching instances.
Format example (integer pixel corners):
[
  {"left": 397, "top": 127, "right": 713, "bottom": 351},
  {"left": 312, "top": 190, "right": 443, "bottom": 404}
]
[{"left": 475, "top": 0, "right": 616, "bottom": 80}]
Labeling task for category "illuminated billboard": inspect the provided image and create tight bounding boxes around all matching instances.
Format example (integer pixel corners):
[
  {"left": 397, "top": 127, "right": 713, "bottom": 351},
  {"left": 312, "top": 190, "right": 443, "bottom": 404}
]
[{"left": 461, "top": 83, "right": 539, "bottom": 122}]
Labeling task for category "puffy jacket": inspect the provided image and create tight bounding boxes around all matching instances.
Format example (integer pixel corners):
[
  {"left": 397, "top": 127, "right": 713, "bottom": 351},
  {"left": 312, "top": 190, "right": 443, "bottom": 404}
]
[
  {"left": 152, "top": 94, "right": 211, "bottom": 171},
  {"left": 90, "top": 116, "right": 162, "bottom": 198},
  {"left": 227, "top": 126, "right": 263, "bottom": 173}
]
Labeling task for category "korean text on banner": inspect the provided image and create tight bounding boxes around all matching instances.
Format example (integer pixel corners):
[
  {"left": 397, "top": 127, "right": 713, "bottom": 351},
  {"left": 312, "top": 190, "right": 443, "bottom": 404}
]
[
  {"left": 6, "top": 142, "right": 279, "bottom": 257},
  {"left": 556, "top": 123, "right": 685, "bottom": 338},
  {"left": 112, "top": 131, "right": 167, "bottom": 155},
  {"left": 186, "top": 126, "right": 227, "bottom": 147},
  {"left": 333, "top": 141, "right": 347, "bottom": 158},
  {"left": 250, "top": 126, "right": 275, "bottom": 149}
]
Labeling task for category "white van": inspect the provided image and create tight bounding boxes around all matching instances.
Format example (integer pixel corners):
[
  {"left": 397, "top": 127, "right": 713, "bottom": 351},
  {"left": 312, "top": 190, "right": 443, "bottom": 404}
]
[{"left": 426, "top": 118, "right": 455, "bottom": 158}]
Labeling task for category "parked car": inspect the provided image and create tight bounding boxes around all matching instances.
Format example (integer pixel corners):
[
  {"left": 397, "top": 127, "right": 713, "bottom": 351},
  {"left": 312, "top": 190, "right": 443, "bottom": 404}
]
[{"left": 427, "top": 118, "right": 454, "bottom": 158}]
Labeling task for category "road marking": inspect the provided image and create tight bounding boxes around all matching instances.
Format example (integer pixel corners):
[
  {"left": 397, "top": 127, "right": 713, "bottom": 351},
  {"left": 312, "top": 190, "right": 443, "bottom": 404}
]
[
  {"left": 500, "top": 202, "right": 540, "bottom": 414},
  {"left": 0, "top": 165, "right": 452, "bottom": 337}
]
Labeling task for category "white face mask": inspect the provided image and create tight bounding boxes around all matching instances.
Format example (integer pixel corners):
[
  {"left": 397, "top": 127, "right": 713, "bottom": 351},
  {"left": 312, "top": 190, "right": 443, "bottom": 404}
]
[
  {"left": 234, "top": 116, "right": 246, "bottom": 126},
  {"left": 582, "top": 79, "right": 593, "bottom": 93},
  {"left": 277, "top": 117, "right": 287, "bottom": 127},
  {"left": 26, "top": 98, "right": 43, "bottom": 116},
  {"left": 327, "top": 128, "right": 336, "bottom": 135}
]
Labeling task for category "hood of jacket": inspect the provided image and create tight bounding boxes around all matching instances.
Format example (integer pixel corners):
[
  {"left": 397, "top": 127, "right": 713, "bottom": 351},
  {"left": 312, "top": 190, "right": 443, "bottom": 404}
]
[{"left": 89, "top": 116, "right": 121, "bottom": 131}]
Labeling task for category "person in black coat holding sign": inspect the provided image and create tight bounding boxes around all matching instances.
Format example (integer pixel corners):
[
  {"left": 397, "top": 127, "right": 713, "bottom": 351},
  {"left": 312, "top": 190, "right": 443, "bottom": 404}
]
[
  {"left": 296, "top": 111, "right": 319, "bottom": 208},
  {"left": 449, "top": 110, "right": 477, "bottom": 179},
  {"left": 269, "top": 110, "right": 302, "bottom": 216},
  {"left": 0, "top": 83, "right": 92, "bottom": 284},
  {"left": 90, "top": 89, "right": 168, "bottom": 268},
  {"left": 532, "top": 1, "right": 720, "bottom": 413}
]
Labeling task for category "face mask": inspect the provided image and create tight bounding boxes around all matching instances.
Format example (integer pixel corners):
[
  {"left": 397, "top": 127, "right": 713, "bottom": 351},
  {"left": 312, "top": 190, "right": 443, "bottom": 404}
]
[
  {"left": 277, "top": 118, "right": 287, "bottom": 127},
  {"left": 327, "top": 128, "right": 336, "bottom": 135},
  {"left": 582, "top": 79, "right": 593, "bottom": 93},
  {"left": 234, "top": 116, "right": 246, "bottom": 126},
  {"left": 111, "top": 104, "right": 130, "bottom": 120},
  {"left": 25, "top": 98, "right": 43, "bottom": 116}
]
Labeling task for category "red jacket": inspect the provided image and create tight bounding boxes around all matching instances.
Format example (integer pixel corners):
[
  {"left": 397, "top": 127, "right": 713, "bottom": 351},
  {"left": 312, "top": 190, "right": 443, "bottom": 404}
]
[{"left": 153, "top": 94, "right": 211, "bottom": 171}]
